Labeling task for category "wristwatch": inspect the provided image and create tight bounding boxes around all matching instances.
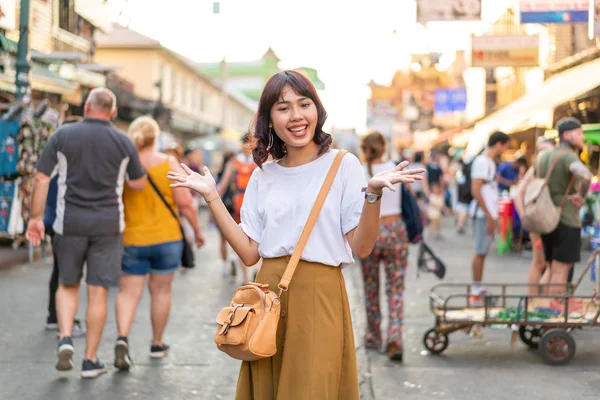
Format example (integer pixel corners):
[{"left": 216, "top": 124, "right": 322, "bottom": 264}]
[{"left": 364, "top": 192, "right": 383, "bottom": 204}]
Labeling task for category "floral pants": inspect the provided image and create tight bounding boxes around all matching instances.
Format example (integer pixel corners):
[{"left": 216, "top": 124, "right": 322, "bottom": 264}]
[{"left": 359, "top": 219, "right": 409, "bottom": 351}]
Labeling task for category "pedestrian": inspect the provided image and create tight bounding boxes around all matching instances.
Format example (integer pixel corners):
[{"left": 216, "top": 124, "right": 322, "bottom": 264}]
[
  {"left": 520, "top": 118, "right": 591, "bottom": 295},
  {"left": 26, "top": 88, "right": 147, "bottom": 378},
  {"left": 214, "top": 150, "right": 237, "bottom": 277},
  {"left": 113, "top": 116, "right": 205, "bottom": 370},
  {"left": 497, "top": 156, "right": 528, "bottom": 194},
  {"left": 43, "top": 174, "right": 85, "bottom": 337},
  {"left": 216, "top": 133, "right": 259, "bottom": 283},
  {"left": 408, "top": 151, "right": 429, "bottom": 206},
  {"left": 514, "top": 136, "right": 556, "bottom": 295},
  {"left": 454, "top": 158, "right": 471, "bottom": 234},
  {"left": 358, "top": 131, "right": 410, "bottom": 362},
  {"left": 427, "top": 182, "right": 447, "bottom": 239},
  {"left": 469, "top": 131, "right": 510, "bottom": 304},
  {"left": 167, "top": 70, "right": 424, "bottom": 399}
]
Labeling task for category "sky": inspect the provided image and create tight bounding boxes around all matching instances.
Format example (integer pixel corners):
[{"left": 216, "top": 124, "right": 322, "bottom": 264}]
[{"left": 108, "top": 0, "right": 514, "bottom": 132}]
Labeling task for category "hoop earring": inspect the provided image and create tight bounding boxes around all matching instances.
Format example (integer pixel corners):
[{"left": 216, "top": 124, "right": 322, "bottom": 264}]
[{"left": 267, "top": 127, "right": 274, "bottom": 151}]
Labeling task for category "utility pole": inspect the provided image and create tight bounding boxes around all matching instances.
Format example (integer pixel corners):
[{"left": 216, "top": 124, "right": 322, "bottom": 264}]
[{"left": 15, "top": 0, "right": 31, "bottom": 103}]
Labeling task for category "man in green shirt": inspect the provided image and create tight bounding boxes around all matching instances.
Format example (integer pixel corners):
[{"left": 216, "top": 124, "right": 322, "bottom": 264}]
[{"left": 534, "top": 117, "right": 591, "bottom": 295}]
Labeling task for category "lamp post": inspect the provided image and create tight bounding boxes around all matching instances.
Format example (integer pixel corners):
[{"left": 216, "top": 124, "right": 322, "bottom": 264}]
[{"left": 15, "top": 0, "right": 31, "bottom": 103}]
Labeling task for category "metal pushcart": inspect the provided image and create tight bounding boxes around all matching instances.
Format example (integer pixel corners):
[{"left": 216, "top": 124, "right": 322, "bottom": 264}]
[{"left": 423, "top": 249, "right": 600, "bottom": 365}]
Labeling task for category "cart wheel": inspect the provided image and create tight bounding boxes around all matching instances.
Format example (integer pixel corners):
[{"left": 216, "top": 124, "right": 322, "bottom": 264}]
[
  {"left": 519, "top": 325, "right": 544, "bottom": 349},
  {"left": 423, "top": 328, "right": 449, "bottom": 355},
  {"left": 538, "top": 329, "right": 576, "bottom": 366}
]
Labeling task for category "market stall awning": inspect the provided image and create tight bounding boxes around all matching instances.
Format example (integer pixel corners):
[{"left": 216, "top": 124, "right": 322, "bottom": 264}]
[
  {"left": 465, "top": 56, "right": 600, "bottom": 159},
  {"left": 0, "top": 63, "right": 78, "bottom": 95}
]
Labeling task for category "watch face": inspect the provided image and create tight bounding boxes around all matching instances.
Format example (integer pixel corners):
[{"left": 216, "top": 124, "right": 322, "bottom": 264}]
[{"left": 366, "top": 193, "right": 379, "bottom": 203}]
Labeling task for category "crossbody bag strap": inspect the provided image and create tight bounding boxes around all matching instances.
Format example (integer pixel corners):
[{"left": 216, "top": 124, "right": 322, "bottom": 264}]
[
  {"left": 147, "top": 175, "right": 185, "bottom": 236},
  {"left": 277, "top": 150, "right": 347, "bottom": 294}
]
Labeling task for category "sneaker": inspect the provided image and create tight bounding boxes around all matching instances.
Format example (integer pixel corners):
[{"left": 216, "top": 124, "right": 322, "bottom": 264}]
[
  {"left": 81, "top": 359, "right": 107, "bottom": 379},
  {"left": 45, "top": 321, "right": 59, "bottom": 331},
  {"left": 56, "top": 336, "right": 74, "bottom": 371},
  {"left": 386, "top": 343, "right": 403, "bottom": 362},
  {"left": 114, "top": 337, "right": 132, "bottom": 371},
  {"left": 150, "top": 343, "right": 170, "bottom": 359},
  {"left": 469, "top": 295, "right": 486, "bottom": 307},
  {"left": 53, "top": 320, "right": 87, "bottom": 338}
]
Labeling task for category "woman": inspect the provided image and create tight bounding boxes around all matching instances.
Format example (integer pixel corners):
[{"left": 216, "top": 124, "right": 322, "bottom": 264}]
[
  {"left": 168, "top": 71, "right": 424, "bottom": 399},
  {"left": 113, "top": 116, "right": 205, "bottom": 370},
  {"left": 359, "top": 132, "right": 409, "bottom": 362}
]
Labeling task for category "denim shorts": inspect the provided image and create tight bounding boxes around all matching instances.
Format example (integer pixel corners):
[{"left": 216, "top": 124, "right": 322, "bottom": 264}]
[{"left": 122, "top": 240, "right": 184, "bottom": 276}]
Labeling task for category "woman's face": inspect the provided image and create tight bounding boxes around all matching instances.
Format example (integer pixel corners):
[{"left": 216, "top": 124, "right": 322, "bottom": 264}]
[{"left": 269, "top": 85, "right": 318, "bottom": 150}]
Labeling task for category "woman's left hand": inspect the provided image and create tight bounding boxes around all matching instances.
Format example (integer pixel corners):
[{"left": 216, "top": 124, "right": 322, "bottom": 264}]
[{"left": 367, "top": 161, "right": 426, "bottom": 192}]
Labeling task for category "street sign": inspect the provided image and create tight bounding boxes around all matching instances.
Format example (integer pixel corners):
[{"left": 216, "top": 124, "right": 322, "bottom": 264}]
[
  {"left": 434, "top": 88, "right": 467, "bottom": 114},
  {"left": 471, "top": 35, "right": 540, "bottom": 68},
  {"left": 519, "top": 0, "right": 589, "bottom": 24},
  {"left": 416, "top": 0, "right": 482, "bottom": 23}
]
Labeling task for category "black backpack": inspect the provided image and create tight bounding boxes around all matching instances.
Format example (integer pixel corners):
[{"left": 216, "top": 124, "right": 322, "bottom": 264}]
[
  {"left": 457, "top": 161, "right": 474, "bottom": 204},
  {"left": 457, "top": 149, "right": 485, "bottom": 204}
]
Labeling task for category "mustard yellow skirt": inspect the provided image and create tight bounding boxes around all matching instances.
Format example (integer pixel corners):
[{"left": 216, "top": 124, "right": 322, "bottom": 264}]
[{"left": 235, "top": 256, "right": 360, "bottom": 400}]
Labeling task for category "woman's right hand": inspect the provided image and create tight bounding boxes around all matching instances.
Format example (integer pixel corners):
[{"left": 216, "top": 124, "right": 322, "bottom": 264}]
[{"left": 168, "top": 163, "right": 216, "bottom": 197}]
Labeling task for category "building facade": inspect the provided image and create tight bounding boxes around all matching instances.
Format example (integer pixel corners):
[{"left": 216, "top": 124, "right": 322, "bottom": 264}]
[{"left": 94, "top": 24, "right": 256, "bottom": 142}]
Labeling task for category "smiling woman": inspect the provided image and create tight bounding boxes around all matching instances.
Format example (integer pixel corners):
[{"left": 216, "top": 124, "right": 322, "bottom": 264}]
[{"left": 167, "top": 70, "right": 425, "bottom": 400}]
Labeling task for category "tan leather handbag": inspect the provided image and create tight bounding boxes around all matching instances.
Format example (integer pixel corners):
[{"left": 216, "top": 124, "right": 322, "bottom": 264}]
[{"left": 214, "top": 150, "right": 347, "bottom": 361}]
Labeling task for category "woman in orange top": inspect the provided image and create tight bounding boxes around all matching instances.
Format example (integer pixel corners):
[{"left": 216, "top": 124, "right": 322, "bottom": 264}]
[{"left": 113, "top": 116, "right": 205, "bottom": 370}]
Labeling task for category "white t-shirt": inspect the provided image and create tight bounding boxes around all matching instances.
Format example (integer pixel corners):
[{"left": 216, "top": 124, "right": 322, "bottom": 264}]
[
  {"left": 240, "top": 149, "right": 367, "bottom": 266},
  {"left": 469, "top": 154, "right": 498, "bottom": 219},
  {"left": 362, "top": 161, "right": 401, "bottom": 217}
]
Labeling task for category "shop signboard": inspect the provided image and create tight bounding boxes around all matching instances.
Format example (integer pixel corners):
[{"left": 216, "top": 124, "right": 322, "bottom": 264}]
[
  {"left": 589, "top": 0, "right": 600, "bottom": 38},
  {"left": 0, "top": 0, "right": 16, "bottom": 31},
  {"left": 471, "top": 35, "right": 540, "bottom": 68},
  {"left": 434, "top": 88, "right": 467, "bottom": 114},
  {"left": 519, "top": 0, "right": 589, "bottom": 24},
  {"left": 416, "top": 0, "right": 482, "bottom": 23}
]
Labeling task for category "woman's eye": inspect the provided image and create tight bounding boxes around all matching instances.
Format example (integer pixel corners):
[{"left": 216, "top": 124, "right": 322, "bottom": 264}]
[
  {"left": 277, "top": 107, "right": 288, "bottom": 112},
  {"left": 301, "top": 103, "right": 311, "bottom": 108}
]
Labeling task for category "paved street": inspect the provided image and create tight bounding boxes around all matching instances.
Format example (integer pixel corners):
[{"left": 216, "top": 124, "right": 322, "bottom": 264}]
[{"left": 1, "top": 211, "right": 600, "bottom": 399}]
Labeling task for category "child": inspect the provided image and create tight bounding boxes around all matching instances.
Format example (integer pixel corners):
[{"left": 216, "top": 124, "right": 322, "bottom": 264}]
[{"left": 427, "top": 183, "right": 446, "bottom": 239}]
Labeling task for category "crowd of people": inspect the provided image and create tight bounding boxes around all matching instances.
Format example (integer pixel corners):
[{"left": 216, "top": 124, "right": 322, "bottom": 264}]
[{"left": 22, "top": 70, "right": 592, "bottom": 399}]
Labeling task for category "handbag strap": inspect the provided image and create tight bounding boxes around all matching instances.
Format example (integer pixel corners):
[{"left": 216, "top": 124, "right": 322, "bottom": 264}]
[
  {"left": 277, "top": 150, "right": 347, "bottom": 294},
  {"left": 147, "top": 174, "right": 185, "bottom": 236}
]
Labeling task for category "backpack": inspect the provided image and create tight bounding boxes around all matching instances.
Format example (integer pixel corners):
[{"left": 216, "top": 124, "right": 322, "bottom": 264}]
[
  {"left": 457, "top": 149, "right": 484, "bottom": 204},
  {"left": 232, "top": 157, "right": 257, "bottom": 219},
  {"left": 457, "top": 162, "right": 474, "bottom": 204},
  {"left": 401, "top": 184, "right": 424, "bottom": 244},
  {"left": 522, "top": 151, "right": 575, "bottom": 235}
]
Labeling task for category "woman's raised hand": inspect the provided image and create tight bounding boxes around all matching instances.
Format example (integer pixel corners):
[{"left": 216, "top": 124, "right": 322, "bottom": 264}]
[
  {"left": 367, "top": 161, "right": 426, "bottom": 192},
  {"left": 168, "top": 164, "right": 216, "bottom": 197}
]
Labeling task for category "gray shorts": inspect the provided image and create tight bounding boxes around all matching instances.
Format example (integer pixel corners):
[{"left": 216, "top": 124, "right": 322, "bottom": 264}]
[
  {"left": 473, "top": 216, "right": 494, "bottom": 256},
  {"left": 53, "top": 234, "right": 123, "bottom": 287}
]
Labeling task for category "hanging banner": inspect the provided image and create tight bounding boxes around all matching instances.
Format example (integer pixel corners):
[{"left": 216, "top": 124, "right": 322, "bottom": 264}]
[
  {"left": 471, "top": 35, "right": 540, "bottom": 68},
  {"left": 416, "top": 0, "right": 482, "bottom": 23},
  {"left": 590, "top": 0, "right": 600, "bottom": 38},
  {"left": 519, "top": 0, "right": 589, "bottom": 24}
]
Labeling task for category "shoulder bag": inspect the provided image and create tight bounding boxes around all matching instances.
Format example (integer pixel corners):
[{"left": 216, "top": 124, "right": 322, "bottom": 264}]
[
  {"left": 214, "top": 150, "right": 347, "bottom": 361},
  {"left": 147, "top": 175, "right": 196, "bottom": 269}
]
